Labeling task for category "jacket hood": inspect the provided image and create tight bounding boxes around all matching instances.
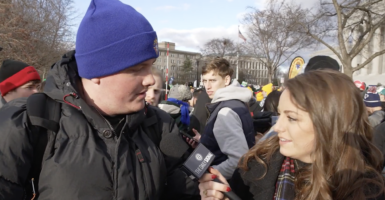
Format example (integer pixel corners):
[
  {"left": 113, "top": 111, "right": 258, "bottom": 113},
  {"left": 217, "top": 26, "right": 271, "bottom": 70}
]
[
  {"left": 211, "top": 81, "right": 252, "bottom": 104},
  {"left": 43, "top": 51, "right": 81, "bottom": 104}
]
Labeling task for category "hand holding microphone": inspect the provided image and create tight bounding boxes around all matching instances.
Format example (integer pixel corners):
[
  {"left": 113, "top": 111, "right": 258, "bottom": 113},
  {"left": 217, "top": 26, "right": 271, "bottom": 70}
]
[
  {"left": 180, "top": 143, "right": 241, "bottom": 200},
  {"left": 199, "top": 167, "right": 233, "bottom": 200}
]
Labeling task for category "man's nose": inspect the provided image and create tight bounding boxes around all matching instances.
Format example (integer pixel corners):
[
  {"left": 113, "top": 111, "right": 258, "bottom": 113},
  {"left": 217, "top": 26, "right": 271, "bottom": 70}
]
[
  {"left": 206, "top": 82, "right": 211, "bottom": 89},
  {"left": 143, "top": 72, "right": 155, "bottom": 87}
]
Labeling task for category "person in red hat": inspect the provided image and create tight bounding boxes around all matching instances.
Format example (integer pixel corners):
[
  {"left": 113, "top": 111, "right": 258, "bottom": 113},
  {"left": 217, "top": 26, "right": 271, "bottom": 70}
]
[
  {"left": 354, "top": 80, "right": 367, "bottom": 98},
  {"left": 0, "top": 59, "right": 41, "bottom": 107}
]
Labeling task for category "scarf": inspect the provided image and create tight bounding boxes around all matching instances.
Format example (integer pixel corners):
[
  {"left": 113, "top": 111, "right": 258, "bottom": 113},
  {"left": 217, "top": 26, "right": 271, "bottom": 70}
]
[
  {"left": 167, "top": 98, "right": 190, "bottom": 126},
  {"left": 273, "top": 157, "right": 296, "bottom": 200}
]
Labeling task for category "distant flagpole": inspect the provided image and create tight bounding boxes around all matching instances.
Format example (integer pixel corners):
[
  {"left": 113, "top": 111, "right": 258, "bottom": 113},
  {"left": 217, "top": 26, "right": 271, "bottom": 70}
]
[
  {"left": 165, "top": 42, "right": 169, "bottom": 100},
  {"left": 236, "top": 25, "right": 247, "bottom": 81}
]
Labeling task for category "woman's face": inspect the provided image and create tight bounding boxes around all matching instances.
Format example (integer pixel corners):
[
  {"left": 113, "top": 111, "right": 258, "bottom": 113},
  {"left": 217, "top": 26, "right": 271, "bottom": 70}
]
[{"left": 274, "top": 90, "right": 315, "bottom": 163}]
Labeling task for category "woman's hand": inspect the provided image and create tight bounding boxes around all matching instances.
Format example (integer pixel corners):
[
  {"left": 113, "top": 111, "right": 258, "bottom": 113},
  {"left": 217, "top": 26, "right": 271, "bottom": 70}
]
[{"left": 199, "top": 167, "right": 231, "bottom": 200}]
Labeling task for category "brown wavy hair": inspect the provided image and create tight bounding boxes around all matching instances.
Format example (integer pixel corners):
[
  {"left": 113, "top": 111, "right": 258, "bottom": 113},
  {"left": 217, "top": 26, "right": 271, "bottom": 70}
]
[
  {"left": 202, "top": 57, "right": 233, "bottom": 78},
  {"left": 240, "top": 70, "right": 385, "bottom": 200}
]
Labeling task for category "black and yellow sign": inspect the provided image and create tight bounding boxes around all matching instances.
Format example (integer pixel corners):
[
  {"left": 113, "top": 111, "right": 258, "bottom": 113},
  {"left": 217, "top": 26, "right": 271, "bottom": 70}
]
[{"left": 288, "top": 57, "right": 305, "bottom": 79}]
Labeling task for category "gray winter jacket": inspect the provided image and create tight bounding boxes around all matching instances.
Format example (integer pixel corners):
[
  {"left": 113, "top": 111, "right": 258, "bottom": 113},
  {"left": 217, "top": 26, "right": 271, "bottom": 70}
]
[
  {"left": 369, "top": 110, "right": 385, "bottom": 128},
  {"left": 0, "top": 51, "right": 190, "bottom": 200},
  {"left": 204, "top": 81, "right": 254, "bottom": 179},
  {"left": 0, "top": 96, "right": 5, "bottom": 109}
]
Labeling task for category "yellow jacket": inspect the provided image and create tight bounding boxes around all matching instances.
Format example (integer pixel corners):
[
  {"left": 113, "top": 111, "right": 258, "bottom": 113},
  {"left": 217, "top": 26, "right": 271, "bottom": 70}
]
[{"left": 256, "top": 83, "right": 273, "bottom": 101}]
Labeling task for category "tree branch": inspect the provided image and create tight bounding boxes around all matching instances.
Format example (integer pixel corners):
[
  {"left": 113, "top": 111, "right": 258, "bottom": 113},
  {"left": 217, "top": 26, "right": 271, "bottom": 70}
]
[{"left": 354, "top": 49, "right": 385, "bottom": 72}]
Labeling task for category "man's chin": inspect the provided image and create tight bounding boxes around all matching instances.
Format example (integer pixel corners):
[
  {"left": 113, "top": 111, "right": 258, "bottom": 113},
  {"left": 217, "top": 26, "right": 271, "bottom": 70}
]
[
  {"left": 134, "top": 101, "right": 145, "bottom": 110},
  {"left": 121, "top": 101, "right": 145, "bottom": 114}
]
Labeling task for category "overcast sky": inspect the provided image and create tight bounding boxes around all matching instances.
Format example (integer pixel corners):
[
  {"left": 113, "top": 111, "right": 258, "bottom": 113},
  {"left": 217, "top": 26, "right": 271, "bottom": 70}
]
[{"left": 72, "top": 0, "right": 322, "bottom": 66}]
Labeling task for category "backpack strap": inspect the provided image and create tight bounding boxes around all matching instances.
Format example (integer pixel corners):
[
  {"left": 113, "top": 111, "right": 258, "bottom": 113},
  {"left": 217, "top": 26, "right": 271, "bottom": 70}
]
[
  {"left": 26, "top": 93, "right": 61, "bottom": 198},
  {"left": 27, "top": 93, "right": 60, "bottom": 132},
  {"left": 142, "top": 106, "right": 163, "bottom": 147}
]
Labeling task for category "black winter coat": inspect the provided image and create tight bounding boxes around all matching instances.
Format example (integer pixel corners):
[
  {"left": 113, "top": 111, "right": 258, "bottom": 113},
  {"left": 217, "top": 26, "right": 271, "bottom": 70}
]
[
  {"left": 230, "top": 151, "right": 385, "bottom": 200},
  {"left": 0, "top": 51, "right": 191, "bottom": 200},
  {"left": 373, "top": 121, "right": 385, "bottom": 166},
  {"left": 189, "top": 89, "right": 211, "bottom": 135}
]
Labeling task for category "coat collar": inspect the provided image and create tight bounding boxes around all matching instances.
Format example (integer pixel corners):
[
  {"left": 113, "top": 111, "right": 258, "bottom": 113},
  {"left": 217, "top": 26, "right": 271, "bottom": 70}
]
[{"left": 240, "top": 151, "right": 285, "bottom": 200}]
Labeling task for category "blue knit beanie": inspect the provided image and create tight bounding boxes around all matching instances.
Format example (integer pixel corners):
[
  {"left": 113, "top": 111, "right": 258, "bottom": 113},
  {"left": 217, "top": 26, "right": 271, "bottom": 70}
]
[
  {"left": 75, "top": 0, "right": 159, "bottom": 79},
  {"left": 364, "top": 86, "right": 381, "bottom": 107}
]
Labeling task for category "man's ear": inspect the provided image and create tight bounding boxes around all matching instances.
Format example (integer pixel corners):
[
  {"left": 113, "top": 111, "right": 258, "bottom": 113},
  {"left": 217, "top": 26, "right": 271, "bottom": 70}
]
[{"left": 225, "top": 75, "right": 231, "bottom": 86}]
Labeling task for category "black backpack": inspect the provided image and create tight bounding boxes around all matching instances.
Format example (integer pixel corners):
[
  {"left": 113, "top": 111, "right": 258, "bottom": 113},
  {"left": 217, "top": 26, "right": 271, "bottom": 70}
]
[{"left": 26, "top": 93, "right": 61, "bottom": 199}]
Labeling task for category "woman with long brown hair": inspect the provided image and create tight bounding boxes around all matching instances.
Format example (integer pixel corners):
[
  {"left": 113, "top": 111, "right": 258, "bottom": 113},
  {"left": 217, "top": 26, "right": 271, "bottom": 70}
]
[{"left": 199, "top": 70, "right": 385, "bottom": 200}]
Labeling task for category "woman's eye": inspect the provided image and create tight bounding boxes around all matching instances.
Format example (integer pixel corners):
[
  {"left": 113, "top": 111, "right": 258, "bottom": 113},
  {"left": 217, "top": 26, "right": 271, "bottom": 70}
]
[{"left": 288, "top": 116, "right": 297, "bottom": 122}]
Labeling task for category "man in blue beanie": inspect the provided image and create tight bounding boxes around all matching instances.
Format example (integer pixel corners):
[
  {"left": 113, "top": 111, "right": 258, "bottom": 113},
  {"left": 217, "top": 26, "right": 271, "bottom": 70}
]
[{"left": 0, "top": 0, "right": 192, "bottom": 199}]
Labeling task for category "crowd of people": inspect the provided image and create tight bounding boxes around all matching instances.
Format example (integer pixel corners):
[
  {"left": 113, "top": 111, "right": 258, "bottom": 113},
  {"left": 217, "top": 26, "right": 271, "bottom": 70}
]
[{"left": 1, "top": 0, "right": 385, "bottom": 200}]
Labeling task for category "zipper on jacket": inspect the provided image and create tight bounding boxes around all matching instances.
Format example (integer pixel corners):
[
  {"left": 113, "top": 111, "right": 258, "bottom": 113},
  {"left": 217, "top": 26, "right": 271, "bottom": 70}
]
[
  {"left": 94, "top": 107, "right": 120, "bottom": 199},
  {"left": 205, "top": 104, "right": 211, "bottom": 125},
  {"left": 104, "top": 119, "right": 118, "bottom": 200},
  {"left": 136, "top": 147, "right": 150, "bottom": 199}
]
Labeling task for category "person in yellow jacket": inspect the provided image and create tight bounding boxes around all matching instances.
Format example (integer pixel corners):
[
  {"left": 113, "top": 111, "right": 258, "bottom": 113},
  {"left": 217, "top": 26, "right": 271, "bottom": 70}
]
[{"left": 256, "top": 83, "right": 273, "bottom": 102}]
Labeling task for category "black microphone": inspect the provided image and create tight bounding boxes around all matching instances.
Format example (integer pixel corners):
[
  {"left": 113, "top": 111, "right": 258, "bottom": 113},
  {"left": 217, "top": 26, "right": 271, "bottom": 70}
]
[{"left": 180, "top": 143, "right": 242, "bottom": 200}]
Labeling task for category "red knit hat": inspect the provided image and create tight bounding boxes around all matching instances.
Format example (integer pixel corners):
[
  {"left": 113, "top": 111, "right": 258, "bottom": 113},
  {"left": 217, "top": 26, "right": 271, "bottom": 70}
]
[
  {"left": 0, "top": 60, "right": 41, "bottom": 96},
  {"left": 354, "top": 80, "right": 366, "bottom": 91}
]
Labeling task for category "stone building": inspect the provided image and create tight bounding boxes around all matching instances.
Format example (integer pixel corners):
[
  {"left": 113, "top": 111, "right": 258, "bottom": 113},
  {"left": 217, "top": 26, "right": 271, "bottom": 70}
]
[
  {"left": 153, "top": 41, "right": 269, "bottom": 86},
  {"left": 201, "top": 54, "right": 268, "bottom": 85},
  {"left": 153, "top": 42, "right": 201, "bottom": 84}
]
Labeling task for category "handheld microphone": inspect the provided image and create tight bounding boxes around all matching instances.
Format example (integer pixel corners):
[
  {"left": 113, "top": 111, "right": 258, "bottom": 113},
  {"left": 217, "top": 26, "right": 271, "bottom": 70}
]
[{"left": 180, "top": 143, "right": 242, "bottom": 200}]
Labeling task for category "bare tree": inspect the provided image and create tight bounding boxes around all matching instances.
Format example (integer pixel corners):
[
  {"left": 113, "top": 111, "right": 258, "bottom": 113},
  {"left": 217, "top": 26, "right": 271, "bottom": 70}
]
[
  {"left": 301, "top": 0, "right": 385, "bottom": 77},
  {"left": 243, "top": 1, "right": 313, "bottom": 83},
  {"left": 0, "top": 0, "right": 75, "bottom": 77},
  {"left": 200, "top": 38, "right": 238, "bottom": 58}
]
